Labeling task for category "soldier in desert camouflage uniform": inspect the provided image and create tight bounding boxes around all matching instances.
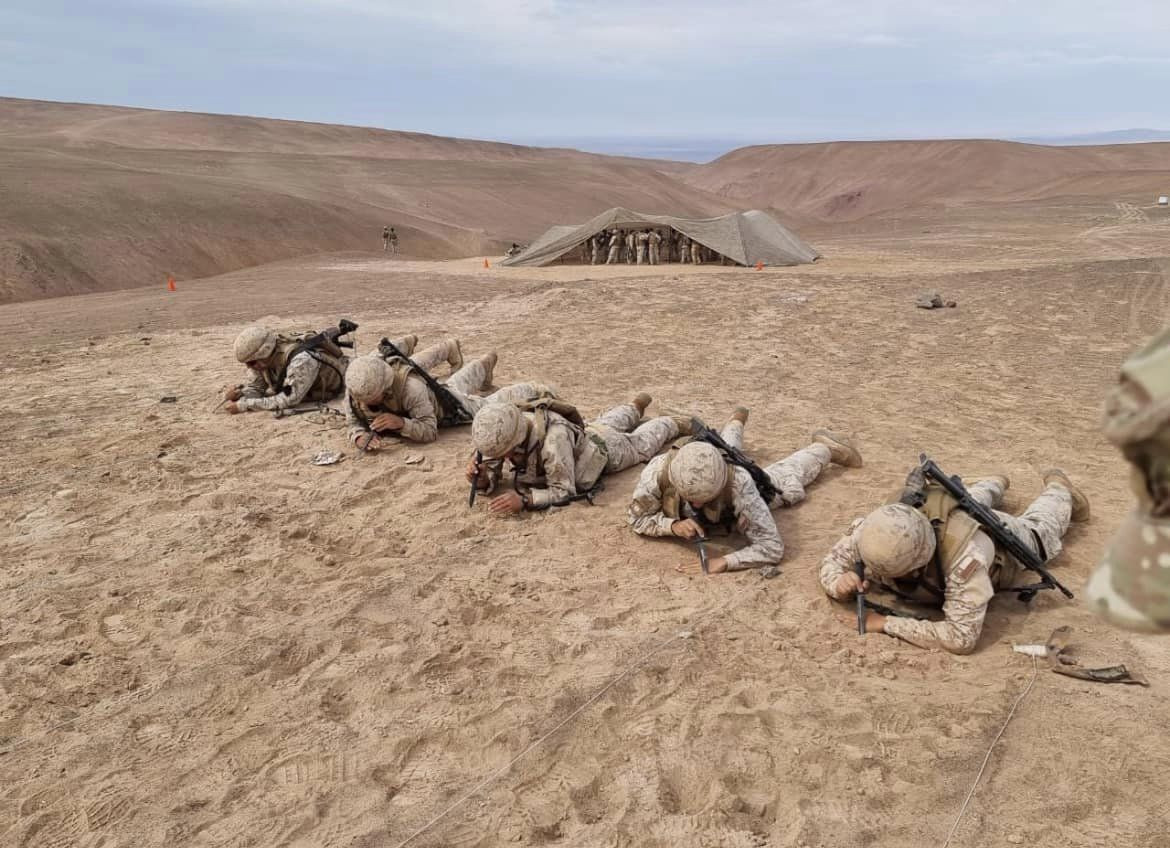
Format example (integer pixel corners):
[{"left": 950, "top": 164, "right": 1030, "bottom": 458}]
[
  {"left": 628, "top": 408, "right": 862, "bottom": 573},
  {"left": 820, "top": 468, "right": 1089, "bottom": 653},
  {"left": 1088, "top": 325, "right": 1170, "bottom": 632},
  {"left": 222, "top": 323, "right": 361, "bottom": 414},
  {"left": 344, "top": 339, "right": 551, "bottom": 448},
  {"left": 467, "top": 393, "right": 687, "bottom": 514},
  {"left": 648, "top": 229, "right": 663, "bottom": 265}
]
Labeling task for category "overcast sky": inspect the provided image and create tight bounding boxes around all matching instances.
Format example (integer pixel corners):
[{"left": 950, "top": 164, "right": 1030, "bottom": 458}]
[{"left": 5, "top": 0, "right": 1170, "bottom": 152}]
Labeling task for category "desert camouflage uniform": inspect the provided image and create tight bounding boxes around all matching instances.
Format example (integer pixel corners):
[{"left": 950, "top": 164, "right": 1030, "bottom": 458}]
[
  {"left": 636, "top": 231, "right": 650, "bottom": 265},
  {"left": 678, "top": 235, "right": 690, "bottom": 263},
  {"left": 627, "top": 418, "right": 831, "bottom": 568},
  {"left": 818, "top": 479, "right": 1073, "bottom": 653},
  {"left": 606, "top": 232, "right": 622, "bottom": 265},
  {"left": 490, "top": 403, "right": 679, "bottom": 509},
  {"left": 648, "top": 230, "right": 663, "bottom": 265},
  {"left": 236, "top": 346, "right": 348, "bottom": 413},
  {"left": 690, "top": 240, "right": 703, "bottom": 265},
  {"left": 346, "top": 340, "right": 546, "bottom": 443}
]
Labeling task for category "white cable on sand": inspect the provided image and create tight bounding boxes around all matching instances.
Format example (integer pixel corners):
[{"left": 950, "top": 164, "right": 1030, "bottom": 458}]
[{"left": 941, "top": 655, "right": 1039, "bottom": 848}]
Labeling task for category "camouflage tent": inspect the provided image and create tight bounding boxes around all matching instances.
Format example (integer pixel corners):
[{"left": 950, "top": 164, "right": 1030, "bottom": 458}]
[{"left": 501, "top": 207, "right": 818, "bottom": 267}]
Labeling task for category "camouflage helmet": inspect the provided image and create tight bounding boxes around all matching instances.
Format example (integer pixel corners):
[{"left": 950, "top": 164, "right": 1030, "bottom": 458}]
[
  {"left": 472, "top": 403, "right": 528, "bottom": 459},
  {"left": 345, "top": 355, "right": 392, "bottom": 404},
  {"left": 1088, "top": 325, "right": 1170, "bottom": 632},
  {"left": 668, "top": 442, "right": 728, "bottom": 504},
  {"left": 234, "top": 325, "right": 277, "bottom": 363},
  {"left": 856, "top": 503, "right": 936, "bottom": 578}
]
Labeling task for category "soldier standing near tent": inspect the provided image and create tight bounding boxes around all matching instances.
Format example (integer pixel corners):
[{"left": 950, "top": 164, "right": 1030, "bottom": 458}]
[
  {"left": 606, "top": 230, "right": 622, "bottom": 265},
  {"left": 636, "top": 229, "right": 651, "bottom": 265},
  {"left": 678, "top": 234, "right": 690, "bottom": 263},
  {"left": 382, "top": 226, "right": 390, "bottom": 252},
  {"left": 625, "top": 230, "right": 636, "bottom": 265},
  {"left": 819, "top": 467, "right": 1089, "bottom": 653},
  {"left": 690, "top": 238, "right": 703, "bottom": 265},
  {"left": 648, "top": 230, "right": 663, "bottom": 265},
  {"left": 590, "top": 235, "right": 602, "bottom": 265}
]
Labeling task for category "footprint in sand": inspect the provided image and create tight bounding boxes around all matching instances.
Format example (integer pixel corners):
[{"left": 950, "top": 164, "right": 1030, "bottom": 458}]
[{"left": 100, "top": 613, "right": 143, "bottom": 646}]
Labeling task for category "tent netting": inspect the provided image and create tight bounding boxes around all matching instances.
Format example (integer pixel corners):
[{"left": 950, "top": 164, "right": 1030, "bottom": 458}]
[{"left": 501, "top": 207, "right": 818, "bottom": 267}]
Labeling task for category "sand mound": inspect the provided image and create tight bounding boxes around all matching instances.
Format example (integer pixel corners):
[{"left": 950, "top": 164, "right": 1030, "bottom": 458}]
[{"left": 686, "top": 138, "right": 1170, "bottom": 221}]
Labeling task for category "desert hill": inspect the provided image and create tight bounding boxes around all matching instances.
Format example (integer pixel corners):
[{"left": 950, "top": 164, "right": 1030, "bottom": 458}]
[
  {"left": 0, "top": 98, "right": 723, "bottom": 304},
  {"left": 684, "top": 138, "right": 1170, "bottom": 221},
  {"left": 5, "top": 98, "right": 1170, "bottom": 304}
]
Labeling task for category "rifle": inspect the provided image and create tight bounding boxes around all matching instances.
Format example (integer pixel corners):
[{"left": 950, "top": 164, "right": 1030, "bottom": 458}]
[
  {"left": 275, "top": 319, "right": 359, "bottom": 393},
  {"left": 854, "top": 560, "right": 867, "bottom": 634},
  {"left": 469, "top": 450, "right": 483, "bottom": 508},
  {"left": 690, "top": 417, "right": 778, "bottom": 503},
  {"left": 919, "top": 454, "right": 1074, "bottom": 602},
  {"left": 377, "top": 337, "right": 473, "bottom": 424},
  {"left": 682, "top": 501, "right": 710, "bottom": 574},
  {"left": 863, "top": 598, "right": 928, "bottom": 620}
]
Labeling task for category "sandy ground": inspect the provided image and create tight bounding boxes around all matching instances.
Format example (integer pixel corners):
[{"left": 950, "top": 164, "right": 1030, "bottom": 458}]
[{"left": 3, "top": 199, "right": 1170, "bottom": 847}]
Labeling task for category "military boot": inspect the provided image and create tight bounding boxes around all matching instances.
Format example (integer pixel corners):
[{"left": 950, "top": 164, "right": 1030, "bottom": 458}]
[
  {"left": 399, "top": 334, "right": 419, "bottom": 356},
  {"left": 632, "top": 393, "right": 652, "bottom": 416},
  {"left": 1088, "top": 324, "right": 1170, "bottom": 632},
  {"left": 812, "top": 429, "right": 863, "bottom": 468},
  {"left": 1042, "top": 469, "right": 1090, "bottom": 522},
  {"left": 481, "top": 351, "right": 497, "bottom": 385},
  {"left": 671, "top": 415, "right": 694, "bottom": 436},
  {"left": 447, "top": 339, "right": 464, "bottom": 372},
  {"left": 731, "top": 406, "right": 750, "bottom": 425}
]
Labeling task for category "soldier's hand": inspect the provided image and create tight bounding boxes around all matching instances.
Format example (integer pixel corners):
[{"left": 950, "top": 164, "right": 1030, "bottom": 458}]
[
  {"left": 225, "top": 401, "right": 241, "bottom": 415},
  {"left": 354, "top": 433, "right": 383, "bottom": 451},
  {"left": 465, "top": 459, "right": 480, "bottom": 482},
  {"left": 371, "top": 412, "right": 405, "bottom": 432},
  {"left": 223, "top": 385, "right": 243, "bottom": 401},
  {"left": 671, "top": 519, "right": 705, "bottom": 540},
  {"left": 833, "top": 572, "right": 869, "bottom": 597},
  {"left": 489, "top": 491, "right": 524, "bottom": 515}
]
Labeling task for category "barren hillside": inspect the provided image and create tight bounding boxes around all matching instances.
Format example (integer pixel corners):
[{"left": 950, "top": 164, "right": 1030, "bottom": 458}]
[
  {"left": 0, "top": 98, "right": 721, "bottom": 304},
  {"left": 686, "top": 139, "right": 1170, "bottom": 221}
]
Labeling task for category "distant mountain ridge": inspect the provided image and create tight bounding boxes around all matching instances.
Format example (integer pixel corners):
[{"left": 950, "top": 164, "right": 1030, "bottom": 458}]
[{"left": 1012, "top": 129, "right": 1170, "bottom": 146}]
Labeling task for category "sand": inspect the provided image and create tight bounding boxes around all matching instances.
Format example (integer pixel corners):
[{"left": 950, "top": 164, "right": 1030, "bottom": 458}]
[{"left": 2, "top": 191, "right": 1170, "bottom": 846}]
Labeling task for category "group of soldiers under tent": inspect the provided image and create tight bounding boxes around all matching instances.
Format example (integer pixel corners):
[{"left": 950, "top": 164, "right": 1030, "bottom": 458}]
[
  {"left": 580, "top": 228, "right": 733, "bottom": 267},
  {"left": 381, "top": 226, "right": 399, "bottom": 254},
  {"left": 220, "top": 316, "right": 1101, "bottom": 656}
]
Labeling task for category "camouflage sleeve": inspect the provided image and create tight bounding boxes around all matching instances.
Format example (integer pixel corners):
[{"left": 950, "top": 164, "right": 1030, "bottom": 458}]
[
  {"left": 345, "top": 391, "right": 371, "bottom": 443},
  {"left": 526, "top": 426, "right": 578, "bottom": 508},
  {"left": 239, "top": 367, "right": 268, "bottom": 399},
  {"left": 396, "top": 377, "right": 439, "bottom": 443},
  {"left": 723, "top": 472, "right": 785, "bottom": 570},
  {"left": 883, "top": 532, "right": 996, "bottom": 654},
  {"left": 819, "top": 519, "right": 866, "bottom": 599},
  {"left": 627, "top": 455, "right": 676, "bottom": 536},
  {"left": 236, "top": 353, "right": 321, "bottom": 412}
]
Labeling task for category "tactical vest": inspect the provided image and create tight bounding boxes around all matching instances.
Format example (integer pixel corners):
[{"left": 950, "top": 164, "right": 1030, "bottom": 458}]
[
  {"left": 515, "top": 400, "right": 607, "bottom": 493},
  {"left": 657, "top": 452, "right": 738, "bottom": 533},
  {"left": 265, "top": 334, "right": 348, "bottom": 401},
  {"left": 886, "top": 483, "right": 994, "bottom": 601}
]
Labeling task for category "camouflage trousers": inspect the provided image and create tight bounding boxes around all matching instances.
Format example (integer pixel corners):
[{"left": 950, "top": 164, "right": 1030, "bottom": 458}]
[
  {"left": 719, "top": 419, "right": 831, "bottom": 507},
  {"left": 965, "top": 479, "right": 1073, "bottom": 577},
  {"left": 590, "top": 404, "right": 680, "bottom": 474}
]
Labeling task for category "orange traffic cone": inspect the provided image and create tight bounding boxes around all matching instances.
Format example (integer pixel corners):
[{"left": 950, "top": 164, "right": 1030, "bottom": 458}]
[
  {"left": 167, "top": 274, "right": 177, "bottom": 291},
  {"left": 483, "top": 258, "right": 491, "bottom": 269},
  {"left": 755, "top": 261, "right": 765, "bottom": 271}
]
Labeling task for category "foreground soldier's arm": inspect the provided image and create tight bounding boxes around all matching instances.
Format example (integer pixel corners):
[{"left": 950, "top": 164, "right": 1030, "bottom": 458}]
[
  {"left": 627, "top": 455, "right": 678, "bottom": 536},
  {"left": 525, "top": 425, "right": 579, "bottom": 508},
  {"left": 345, "top": 391, "right": 371, "bottom": 443},
  {"left": 883, "top": 534, "right": 997, "bottom": 654},
  {"left": 239, "top": 367, "right": 269, "bottom": 400},
  {"left": 395, "top": 376, "right": 441, "bottom": 442},
  {"left": 722, "top": 474, "right": 785, "bottom": 569},
  {"left": 236, "top": 352, "right": 322, "bottom": 412},
  {"left": 819, "top": 520, "right": 866, "bottom": 599}
]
